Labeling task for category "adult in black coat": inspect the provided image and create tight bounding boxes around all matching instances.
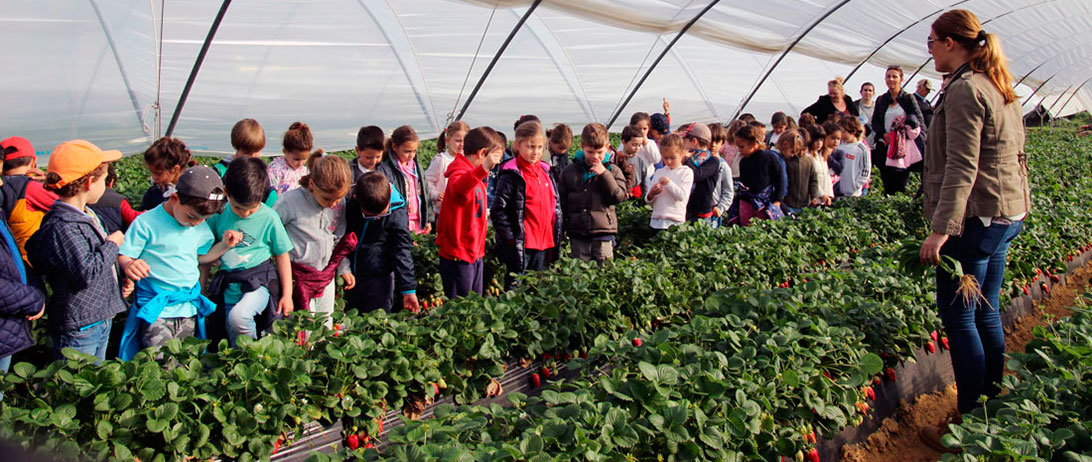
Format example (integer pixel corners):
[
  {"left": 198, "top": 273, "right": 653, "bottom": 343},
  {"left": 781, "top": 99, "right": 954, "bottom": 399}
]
[
  {"left": 802, "top": 77, "right": 860, "bottom": 124},
  {"left": 872, "top": 66, "right": 927, "bottom": 195}
]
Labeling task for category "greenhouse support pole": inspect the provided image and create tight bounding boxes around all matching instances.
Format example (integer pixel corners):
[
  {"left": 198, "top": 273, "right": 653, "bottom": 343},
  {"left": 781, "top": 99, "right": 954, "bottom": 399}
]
[
  {"left": 1023, "top": 74, "right": 1056, "bottom": 107},
  {"left": 731, "top": 0, "right": 853, "bottom": 121},
  {"left": 1055, "top": 78, "right": 1092, "bottom": 117},
  {"left": 605, "top": 0, "right": 721, "bottom": 129},
  {"left": 165, "top": 0, "right": 233, "bottom": 137},
  {"left": 455, "top": 0, "right": 543, "bottom": 122}
]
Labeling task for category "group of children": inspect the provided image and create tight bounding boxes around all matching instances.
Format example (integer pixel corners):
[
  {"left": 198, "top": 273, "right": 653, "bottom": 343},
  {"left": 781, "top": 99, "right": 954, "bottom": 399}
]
[{"left": 0, "top": 100, "right": 873, "bottom": 368}]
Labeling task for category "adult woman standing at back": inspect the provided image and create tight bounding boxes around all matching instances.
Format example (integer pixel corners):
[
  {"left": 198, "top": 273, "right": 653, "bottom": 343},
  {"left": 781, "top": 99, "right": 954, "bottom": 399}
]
[
  {"left": 918, "top": 9, "right": 1031, "bottom": 452},
  {"left": 802, "top": 77, "right": 859, "bottom": 124},
  {"left": 871, "top": 65, "right": 926, "bottom": 195}
]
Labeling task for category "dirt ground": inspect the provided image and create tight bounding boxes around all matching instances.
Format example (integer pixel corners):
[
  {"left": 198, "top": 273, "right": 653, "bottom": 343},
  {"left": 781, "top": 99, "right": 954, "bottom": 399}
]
[{"left": 840, "top": 262, "right": 1092, "bottom": 462}]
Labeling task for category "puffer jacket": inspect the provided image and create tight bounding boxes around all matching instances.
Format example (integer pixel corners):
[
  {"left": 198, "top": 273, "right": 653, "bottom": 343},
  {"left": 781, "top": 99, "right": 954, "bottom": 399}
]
[
  {"left": 0, "top": 215, "right": 45, "bottom": 357},
  {"left": 557, "top": 151, "right": 628, "bottom": 237},
  {"left": 26, "top": 202, "right": 127, "bottom": 333},
  {"left": 346, "top": 185, "right": 416, "bottom": 294},
  {"left": 490, "top": 157, "right": 563, "bottom": 271}
]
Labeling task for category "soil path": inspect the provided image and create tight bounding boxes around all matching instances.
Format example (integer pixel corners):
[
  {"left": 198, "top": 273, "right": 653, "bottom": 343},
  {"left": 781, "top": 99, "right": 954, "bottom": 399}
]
[{"left": 840, "top": 262, "right": 1092, "bottom": 462}]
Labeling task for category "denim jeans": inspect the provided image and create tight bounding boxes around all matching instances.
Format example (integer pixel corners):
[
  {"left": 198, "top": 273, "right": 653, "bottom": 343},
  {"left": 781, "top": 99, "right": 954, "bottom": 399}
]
[
  {"left": 936, "top": 218, "right": 1023, "bottom": 414},
  {"left": 54, "top": 321, "right": 112, "bottom": 364},
  {"left": 226, "top": 286, "right": 271, "bottom": 346}
]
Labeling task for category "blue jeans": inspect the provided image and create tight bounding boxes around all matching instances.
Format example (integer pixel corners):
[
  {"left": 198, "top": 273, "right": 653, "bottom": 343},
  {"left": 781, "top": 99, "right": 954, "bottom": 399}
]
[
  {"left": 226, "top": 286, "right": 271, "bottom": 346},
  {"left": 54, "top": 321, "right": 112, "bottom": 363},
  {"left": 936, "top": 218, "right": 1023, "bottom": 414}
]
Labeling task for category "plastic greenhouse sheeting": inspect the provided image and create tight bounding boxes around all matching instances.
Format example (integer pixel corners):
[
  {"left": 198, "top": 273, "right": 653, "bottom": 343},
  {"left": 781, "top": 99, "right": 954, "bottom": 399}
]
[{"left": 2, "top": 0, "right": 1091, "bottom": 155}]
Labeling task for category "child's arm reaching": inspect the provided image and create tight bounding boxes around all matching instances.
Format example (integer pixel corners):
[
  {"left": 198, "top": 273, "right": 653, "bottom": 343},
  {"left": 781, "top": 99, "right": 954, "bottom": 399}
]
[
  {"left": 198, "top": 230, "right": 242, "bottom": 265},
  {"left": 274, "top": 252, "right": 293, "bottom": 315}
]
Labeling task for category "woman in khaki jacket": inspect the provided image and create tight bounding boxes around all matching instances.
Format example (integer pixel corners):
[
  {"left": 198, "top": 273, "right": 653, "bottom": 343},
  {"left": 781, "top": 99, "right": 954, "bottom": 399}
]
[{"left": 918, "top": 9, "right": 1032, "bottom": 452}]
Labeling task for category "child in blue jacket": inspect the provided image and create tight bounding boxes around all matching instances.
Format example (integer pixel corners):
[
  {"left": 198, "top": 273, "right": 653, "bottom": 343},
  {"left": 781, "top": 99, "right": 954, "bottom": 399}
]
[{"left": 344, "top": 172, "right": 417, "bottom": 313}]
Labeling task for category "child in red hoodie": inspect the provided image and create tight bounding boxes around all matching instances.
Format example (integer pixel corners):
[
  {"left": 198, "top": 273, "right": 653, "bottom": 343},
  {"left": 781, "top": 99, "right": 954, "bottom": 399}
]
[{"left": 435, "top": 127, "right": 504, "bottom": 298}]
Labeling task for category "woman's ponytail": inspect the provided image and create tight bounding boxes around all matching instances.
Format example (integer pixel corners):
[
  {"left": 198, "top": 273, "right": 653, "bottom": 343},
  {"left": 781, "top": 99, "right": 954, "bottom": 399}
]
[{"left": 972, "top": 32, "right": 1018, "bottom": 104}]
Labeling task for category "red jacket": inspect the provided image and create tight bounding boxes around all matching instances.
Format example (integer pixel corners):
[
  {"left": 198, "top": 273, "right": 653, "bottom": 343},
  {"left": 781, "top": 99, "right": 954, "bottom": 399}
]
[{"left": 436, "top": 154, "right": 489, "bottom": 263}]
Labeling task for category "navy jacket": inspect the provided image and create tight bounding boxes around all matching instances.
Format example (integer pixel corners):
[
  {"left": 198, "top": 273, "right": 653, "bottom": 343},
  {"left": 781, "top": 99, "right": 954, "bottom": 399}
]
[
  {"left": 345, "top": 186, "right": 416, "bottom": 294},
  {"left": 490, "top": 158, "right": 563, "bottom": 271},
  {"left": 375, "top": 155, "right": 433, "bottom": 229},
  {"left": 0, "top": 215, "right": 45, "bottom": 357},
  {"left": 685, "top": 151, "right": 722, "bottom": 220},
  {"left": 26, "top": 202, "right": 127, "bottom": 333}
]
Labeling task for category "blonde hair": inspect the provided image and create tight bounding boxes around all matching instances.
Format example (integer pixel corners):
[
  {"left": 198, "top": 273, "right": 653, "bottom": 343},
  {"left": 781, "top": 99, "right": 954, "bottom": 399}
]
[
  {"left": 580, "top": 123, "right": 610, "bottom": 149},
  {"left": 827, "top": 77, "right": 845, "bottom": 96},
  {"left": 933, "top": 9, "right": 1018, "bottom": 104},
  {"left": 776, "top": 129, "right": 805, "bottom": 158},
  {"left": 300, "top": 151, "right": 351, "bottom": 195},
  {"left": 658, "top": 133, "right": 685, "bottom": 158},
  {"left": 437, "top": 120, "right": 470, "bottom": 153}
]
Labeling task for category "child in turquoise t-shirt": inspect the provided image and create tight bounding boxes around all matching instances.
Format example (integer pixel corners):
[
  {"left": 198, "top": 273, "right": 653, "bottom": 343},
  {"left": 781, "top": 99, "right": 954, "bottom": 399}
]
[
  {"left": 205, "top": 158, "right": 293, "bottom": 345},
  {"left": 117, "top": 166, "right": 238, "bottom": 360}
]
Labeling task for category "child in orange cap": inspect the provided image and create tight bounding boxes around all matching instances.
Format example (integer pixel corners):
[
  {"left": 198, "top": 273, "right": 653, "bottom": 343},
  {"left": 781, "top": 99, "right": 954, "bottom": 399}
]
[
  {"left": 25, "top": 140, "right": 127, "bottom": 363},
  {"left": 0, "top": 136, "right": 57, "bottom": 266}
]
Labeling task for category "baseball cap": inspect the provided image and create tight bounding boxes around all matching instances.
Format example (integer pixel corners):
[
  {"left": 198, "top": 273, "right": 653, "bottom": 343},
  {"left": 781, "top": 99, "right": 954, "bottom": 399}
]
[
  {"left": 176, "top": 165, "right": 225, "bottom": 201},
  {"left": 47, "top": 140, "right": 122, "bottom": 188},
  {"left": 1, "top": 136, "right": 35, "bottom": 161},
  {"left": 650, "top": 113, "right": 670, "bottom": 134},
  {"left": 681, "top": 122, "right": 712, "bottom": 144}
]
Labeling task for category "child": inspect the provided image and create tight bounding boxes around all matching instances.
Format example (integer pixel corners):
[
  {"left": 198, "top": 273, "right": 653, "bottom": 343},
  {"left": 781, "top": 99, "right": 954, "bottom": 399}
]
[
  {"left": 274, "top": 154, "right": 356, "bottom": 322},
  {"left": 804, "top": 124, "right": 835, "bottom": 206},
  {"left": 777, "top": 129, "right": 819, "bottom": 215},
  {"left": 351, "top": 126, "right": 385, "bottom": 184},
  {"left": 491, "top": 121, "right": 561, "bottom": 290},
  {"left": 645, "top": 134, "right": 693, "bottom": 230},
  {"left": 205, "top": 158, "right": 294, "bottom": 346},
  {"left": 709, "top": 123, "right": 735, "bottom": 222},
  {"left": 214, "top": 119, "right": 278, "bottom": 207},
  {"left": 833, "top": 117, "right": 871, "bottom": 197},
  {"left": 624, "top": 112, "right": 662, "bottom": 176},
  {"left": 268, "top": 121, "right": 314, "bottom": 195},
  {"left": 0, "top": 136, "right": 57, "bottom": 264},
  {"left": 821, "top": 121, "right": 846, "bottom": 191},
  {"left": 0, "top": 211, "right": 44, "bottom": 381},
  {"left": 722, "top": 120, "right": 747, "bottom": 188},
  {"left": 425, "top": 121, "right": 470, "bottom": 218},
  {"left": 649, "top": 112, "right": 671, "bottom": 144},
  {"left": 140, "top": 137, "right": 192, "bottom": 211},
  {"left": 87, "top": 163, "right": 140, "bottom": 234},
  {"left": 376, "top": 125, "right": 432, "bottom": 234},
  {"left": 679, "top": 123, "right": 721, "bottom": 224},
  {"left": 117, "top": 166, "right": 237, "bottom": 360},
  {"left": 615, "top": 125, "right": 651, "bottom": 199},
  {"left": 25, "top": 140, "right": 125, "bottom": 362},
  {"left": 436, "top": 126, "right": 505, "bottom": 298},
  {"left": 546, "top": 123, "right": 573, "bottom": 187},
  {"left": 557, "top": 123, "right": 628, "bottom": 263},
  {"left": 725, "top": 125, "right": 787, "bottom": 226},
  {"left": 345, "top": 172, "right": 418, "bottom": 313},
  {"left": 765, "top": 111, "right": 788, "bottom": 146}
]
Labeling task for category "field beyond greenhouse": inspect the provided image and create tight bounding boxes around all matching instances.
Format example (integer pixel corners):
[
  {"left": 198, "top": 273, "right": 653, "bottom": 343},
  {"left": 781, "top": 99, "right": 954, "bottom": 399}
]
[{"left": 3, "top": 127, "right": 1092, "bottom": 462}]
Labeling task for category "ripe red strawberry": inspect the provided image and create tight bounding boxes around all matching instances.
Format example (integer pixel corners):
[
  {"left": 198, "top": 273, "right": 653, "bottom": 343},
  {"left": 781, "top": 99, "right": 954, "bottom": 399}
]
[
  {"left": 864, "top": 386, "right": 876, "bottom": 401},
  {"left": 563, "top": 352, "right": 572, "bottom": 361},
  {"left": 925, "top": 342, "right": 936, "bottom": 354},
  {"left": 873, "top": 376, "right": 882, "bottom": 386},
  {"left": 580, "top": 351, "right": 588, "bottom": 359},
  {"left": 632, "top": 338, "right": 643, "bottom": 347},
  {"left": 531, "top": 373, "right": 541, "bottom": 388},
  {"left": 1051, "top": 274, "right": 1061, "bottom": 283},
  {"left": 822, "top": 370, "right": 832, "bottom": 380},
  {"left": 806, "top": 431, "right": 816, "bottom": 444},
  {"left": 1036, "top": 268, "right": 1043, "bottom": 275},
  {"left": 940, "top": 337, "right": 950, "bottom": 350},
  {"left": 346, "top": 434, "right": 360, "bottom": 450},
  {"left": 930, "top": 331, "right": 938, "bottom": 342},
  {"left": 542, "top": 366, "right": 551, "bottom": 379},
  {"left": 544, "top": 353, "right": 553, "bottom": 361},
  {"left": 365, "top": 442, "right": 375, "bottom": 449},
  {"left": 296, "top": 331, "right": 307, "bottom": 346},
  {"left": 1022, "top": 286, "right": 1030, "bottom": 295},
  {"left": 431, "top": 382, "right": 440, "bottom": 396},
  {"left": 807, "top": 448, "right": 820, "bottom": 462},
  {"left": 885, "top": 367, "right": 896, "bottom": 382},
  {"left": 273, "top": 438, "right": 282, "bottom": 455},
  {"left": 818, "top": 259, "right": 826, "bottom": 265},
  {"left": 1069, "top": 255, "right": 1074, "bottom": 262},
  {"left": 1042, "top": 283, "right": 1051, "bottom": 295},
  {"left": 377, "top": 418, "right": 384, "bottom": 434}
]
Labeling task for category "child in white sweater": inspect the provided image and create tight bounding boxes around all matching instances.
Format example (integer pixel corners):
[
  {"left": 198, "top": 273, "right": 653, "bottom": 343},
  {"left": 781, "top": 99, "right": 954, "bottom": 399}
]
[{"left": 645, "top": 134, "right": 692, "bottom": 230}]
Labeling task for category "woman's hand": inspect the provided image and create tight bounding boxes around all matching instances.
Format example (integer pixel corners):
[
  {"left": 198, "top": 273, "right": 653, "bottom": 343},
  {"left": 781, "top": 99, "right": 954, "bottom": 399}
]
[{"left": 919, "top": 232, "right": 950, "bottom": 266}]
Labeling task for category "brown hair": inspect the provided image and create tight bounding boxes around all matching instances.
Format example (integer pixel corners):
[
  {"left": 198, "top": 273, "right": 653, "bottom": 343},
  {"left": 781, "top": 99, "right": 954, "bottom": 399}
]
[
  {"left": 299, "top": 152, "right": 351, "bottom": 195},
  {"left": 356, "top": 125, "right": 385, "bottom": 151},
  {"left": 437, "top": 120, "right": 470, "bottom": 153},
  {"left": 580, "top": 123, "right": 610, "bottom": 149},
  {"left": 282, "top": 121, "right": 314, "bottom": 153},
  {"left": 885, "top": 65, "right": 904, "bottom": 79},
  {"left": 143, "top": 137, "right": 194, "bottom": 172},
  {"left": 628, "top": 112, "right": 651, "bottom": 126},
  {"left": 725, "top": 119, "right": 747, "bottom": 138},
  {"left": 514, "top": 114, "right": 540, "bottom": 131},
  {"left": 513, "top": 121, "right": 544, "bottom": 143},
  {"left": 620, "top": 125, "right": 644, "bottom": 142},
  {"left": 733, "top": 125, "right": 765, "bottom": 149},
  {"left": 776, "top": 128, "right": 805, "bottom": 158},
  {"left": 2, "top": 156, "right": 34, "bottom": 173},
  {"left": 658, "top": 133, "right": 685, "bottom": 156},
  {"left": 547, "top": 123, "right": 573, "bottom": 146},
  {"left": 354, "top": 171, "right": 392, "bottom": 216},
  {"left": 821, "top": 121, "right": 842, "bottom": 137},
  {"left": 178, "top": 190, "right": 227, "bottom": 216},
  {"left": 44, "top": 163, "right": 109, "bottom": 197},
  {"left": 838, "top": 116, "right": 864, "bottom": 137},
  {"left": 708, "top": 123, "right": 728, "bottom": 145},
  {"left": 805, "top": 124, "right": 826, "bottom": 151},
  {"left": 798, "top": 113, "right": 817, "bottom": 129},
  {"left": 385, "top": 125, "right": 419, "bottom": 154},
  {"left": 932, "top": 9, "right": 1018, "bottom": 104},
  {"left": 231, "top": 118, "right": 266, "bottom": 154},
  {"left": 464, "top": 126, "right": 504, "bottom": 157}
]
